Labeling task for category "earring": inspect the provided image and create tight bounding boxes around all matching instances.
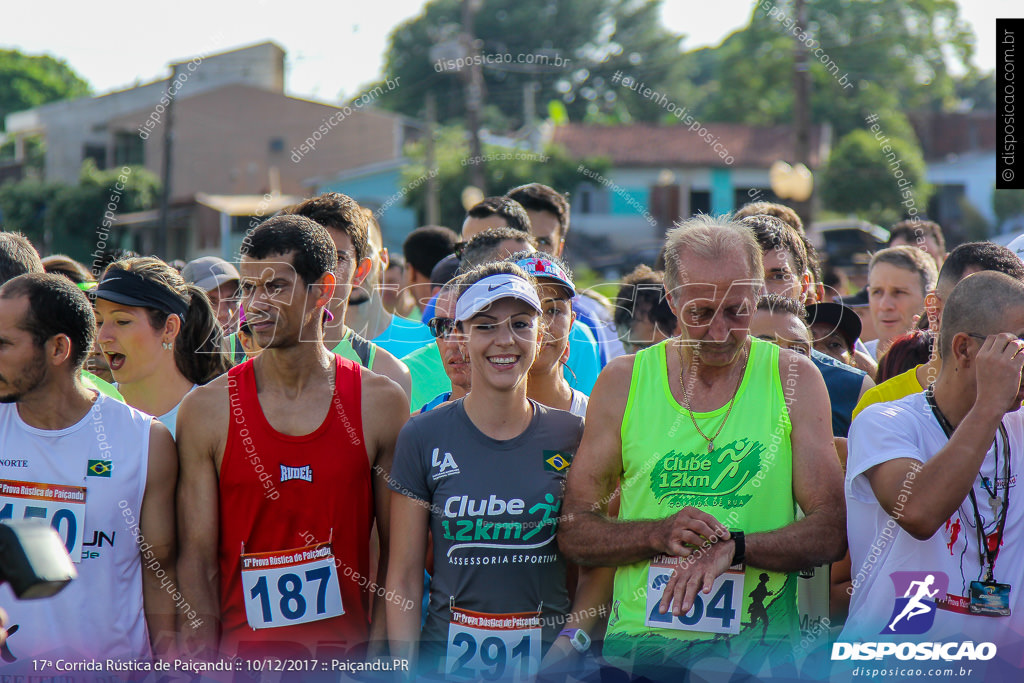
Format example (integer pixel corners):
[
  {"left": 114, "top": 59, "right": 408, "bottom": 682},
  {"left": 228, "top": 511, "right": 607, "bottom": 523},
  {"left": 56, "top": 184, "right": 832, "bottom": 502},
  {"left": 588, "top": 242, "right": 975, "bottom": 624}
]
[{"left": 162, "top": 341, "right": 173, "bottom": 351}]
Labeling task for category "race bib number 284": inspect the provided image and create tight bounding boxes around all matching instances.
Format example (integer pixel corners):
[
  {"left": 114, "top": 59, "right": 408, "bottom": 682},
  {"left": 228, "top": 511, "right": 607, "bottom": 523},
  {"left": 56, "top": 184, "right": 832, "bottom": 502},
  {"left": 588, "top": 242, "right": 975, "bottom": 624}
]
[{"left": 644, "top": 555, "right": 745, "bottom": 635}]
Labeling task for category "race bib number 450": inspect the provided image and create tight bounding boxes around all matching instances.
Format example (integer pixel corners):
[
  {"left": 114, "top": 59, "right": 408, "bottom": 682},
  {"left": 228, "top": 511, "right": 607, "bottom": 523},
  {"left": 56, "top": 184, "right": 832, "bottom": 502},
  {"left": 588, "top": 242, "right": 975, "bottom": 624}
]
[
  {"left": 446, "top": 607, "right": 541, "bottom": 681},
  {"left": 0, "top": 479, "right": 87, "bottom": 562},
  {"left": 644, "top": 555, "right": 745, "bottom": 635},
  {"left": 240, "top": 543, "right": 344, "bottom": 629}
]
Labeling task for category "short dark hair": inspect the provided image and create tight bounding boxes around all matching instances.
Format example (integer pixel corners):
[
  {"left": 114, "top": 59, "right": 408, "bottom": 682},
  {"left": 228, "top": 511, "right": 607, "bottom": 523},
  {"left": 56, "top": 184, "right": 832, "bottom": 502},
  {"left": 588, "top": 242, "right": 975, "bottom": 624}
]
[
  {"left": 0, "top": 273, "right": 95, "bottom": 369},
  {"left": 466, "top": 197, "right": 531, "bottom": 234},
  {"left": 284, "top": 193, "right": 370, "bottom": 263},
  {"left": 241, "top": 214, "right": 338, "bottom": 286},
  {"left": 756, "top": 292, "right": 808, "bottom": 319},
  {"left": 869, "top": 245, "right": 938, "bottom": 295},
  {"left": 613, "top": 264, "right": 675, "bottom": 337},
  {"left": 506, "top": 183, "right": 570, "bottom": 238},
  {"left": 937, "top": 241, "right": 1024, "bottom": 288},
  {"left": 0, "top": 232, "right": 44, "bottom": 285},
  {"left": 889, "top": 219, "right": 945, "bottom": 254},
  {"left": 734, "top": 202, "right": 804, "bottom": 234},
  {"left": 740, "top": 215, "right": 808, "bottom": 276},
  {"left": 403, "top": 225, "right": 458, "bottom": 278},
  {"left": 459, "top": 227, "right": 535, "bottom": 271}
]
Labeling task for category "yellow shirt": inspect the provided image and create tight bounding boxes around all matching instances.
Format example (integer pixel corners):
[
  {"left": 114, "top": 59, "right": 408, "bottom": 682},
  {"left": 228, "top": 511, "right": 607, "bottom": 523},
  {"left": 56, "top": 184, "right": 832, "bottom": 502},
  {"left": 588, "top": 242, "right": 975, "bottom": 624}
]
[{"left": 851, "top": 365, "right": 925, "bottom": 420}]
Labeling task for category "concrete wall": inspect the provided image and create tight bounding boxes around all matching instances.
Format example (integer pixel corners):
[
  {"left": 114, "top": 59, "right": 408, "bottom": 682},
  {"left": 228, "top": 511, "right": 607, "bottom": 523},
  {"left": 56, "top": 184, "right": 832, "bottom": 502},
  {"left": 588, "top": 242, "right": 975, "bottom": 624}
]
[{"left": 106, "top": 85, "right": 403, "bottom": 201}]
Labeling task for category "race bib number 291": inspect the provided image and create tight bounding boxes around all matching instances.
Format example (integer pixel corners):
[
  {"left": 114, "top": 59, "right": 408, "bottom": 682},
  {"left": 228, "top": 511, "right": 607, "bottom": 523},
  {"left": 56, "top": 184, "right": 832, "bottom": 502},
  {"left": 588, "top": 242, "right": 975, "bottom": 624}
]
[
  {"left": 644, "top": 555, "right": 745, "bottom": 635},
  {"left": 0, "top": 479, "right": 87, "bottom": 562},
  {"left": 446, "top": 607, "right": 541, "bottom": 681},
  {"left": 240, "top": 543, "right": 344, "bottom": 629}
]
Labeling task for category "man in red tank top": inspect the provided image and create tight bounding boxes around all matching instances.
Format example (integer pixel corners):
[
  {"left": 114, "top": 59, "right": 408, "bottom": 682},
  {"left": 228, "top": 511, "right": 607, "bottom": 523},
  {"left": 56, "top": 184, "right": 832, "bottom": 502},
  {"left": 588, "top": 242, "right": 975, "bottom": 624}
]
[{"left": 176, "top": 215, "right": 408, "bottom": 662}]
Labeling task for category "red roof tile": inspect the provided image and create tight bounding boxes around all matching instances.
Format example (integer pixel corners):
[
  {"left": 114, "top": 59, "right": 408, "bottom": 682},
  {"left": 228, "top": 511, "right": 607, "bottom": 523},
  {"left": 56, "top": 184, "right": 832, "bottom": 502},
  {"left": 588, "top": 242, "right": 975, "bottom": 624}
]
[{"left": 551, "top": 123, "right": 827, "bottom": 169}]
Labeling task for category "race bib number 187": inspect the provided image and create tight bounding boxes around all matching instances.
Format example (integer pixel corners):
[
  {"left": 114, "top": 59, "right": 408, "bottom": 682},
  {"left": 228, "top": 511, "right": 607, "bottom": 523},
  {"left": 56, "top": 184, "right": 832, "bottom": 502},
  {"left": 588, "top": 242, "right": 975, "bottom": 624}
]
[
  {"left": 240, "top": 543, "right": 344, "bottom": 629},
  {"left": 0, "top": 480, "right": 87, "bottom": 562},
  {"left": 644, "top": 555, "right": 745, "bottom": 635}
]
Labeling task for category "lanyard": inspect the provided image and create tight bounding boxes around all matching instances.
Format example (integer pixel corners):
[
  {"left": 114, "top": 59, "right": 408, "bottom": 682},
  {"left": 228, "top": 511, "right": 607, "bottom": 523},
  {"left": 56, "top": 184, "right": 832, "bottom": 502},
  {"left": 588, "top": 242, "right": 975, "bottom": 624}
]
[{"left": 925, "top": 388, "right": 1011, "bottom": 581}]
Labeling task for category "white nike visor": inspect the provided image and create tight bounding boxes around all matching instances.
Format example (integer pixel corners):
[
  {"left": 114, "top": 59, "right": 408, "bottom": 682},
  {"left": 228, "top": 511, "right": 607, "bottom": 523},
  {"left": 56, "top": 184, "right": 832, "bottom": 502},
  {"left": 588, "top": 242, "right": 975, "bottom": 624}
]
[{"left": 455, "top": 274, "right": 543, "bottom": 322}]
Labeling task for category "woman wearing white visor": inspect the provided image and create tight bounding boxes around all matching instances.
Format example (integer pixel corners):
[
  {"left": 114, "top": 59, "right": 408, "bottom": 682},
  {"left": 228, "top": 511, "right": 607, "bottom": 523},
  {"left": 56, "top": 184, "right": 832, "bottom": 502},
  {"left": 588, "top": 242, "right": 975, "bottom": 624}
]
[{"left": 387, "top": 261, "right": 604, "bottom": 679}]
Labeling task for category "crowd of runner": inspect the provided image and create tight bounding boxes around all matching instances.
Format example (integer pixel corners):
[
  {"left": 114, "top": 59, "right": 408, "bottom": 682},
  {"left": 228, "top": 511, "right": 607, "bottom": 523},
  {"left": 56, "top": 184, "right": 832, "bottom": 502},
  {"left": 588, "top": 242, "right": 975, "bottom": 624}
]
[{"left": 0, "top": 183, "right": 1022, "bottom": 680}]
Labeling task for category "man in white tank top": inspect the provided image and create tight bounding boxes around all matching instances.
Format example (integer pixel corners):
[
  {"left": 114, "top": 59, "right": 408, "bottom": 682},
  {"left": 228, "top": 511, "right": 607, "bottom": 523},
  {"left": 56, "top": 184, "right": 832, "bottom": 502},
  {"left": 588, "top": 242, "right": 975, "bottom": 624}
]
[{"left": 0, "top": 274, "right": 178, "bottom": 669}]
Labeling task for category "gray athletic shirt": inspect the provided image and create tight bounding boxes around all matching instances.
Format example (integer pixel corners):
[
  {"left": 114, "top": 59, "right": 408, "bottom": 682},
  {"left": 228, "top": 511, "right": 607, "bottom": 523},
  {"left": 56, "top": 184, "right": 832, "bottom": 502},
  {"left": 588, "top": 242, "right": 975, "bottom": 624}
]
[{"left": 389, "top": 398, "right": 584, "bottom": 646}]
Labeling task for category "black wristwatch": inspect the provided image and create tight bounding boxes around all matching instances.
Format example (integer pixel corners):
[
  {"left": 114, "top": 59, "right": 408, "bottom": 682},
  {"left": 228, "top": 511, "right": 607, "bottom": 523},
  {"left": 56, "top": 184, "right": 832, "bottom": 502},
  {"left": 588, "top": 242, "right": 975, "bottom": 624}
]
[{"left": 729, "top": 530, "right": 746, "bottom": 567}]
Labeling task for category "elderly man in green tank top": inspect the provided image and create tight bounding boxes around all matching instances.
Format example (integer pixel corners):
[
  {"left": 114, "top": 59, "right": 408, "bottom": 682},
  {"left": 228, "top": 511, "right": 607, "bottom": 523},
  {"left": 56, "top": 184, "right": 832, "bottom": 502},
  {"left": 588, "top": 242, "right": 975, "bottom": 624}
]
[{"left": 559, "top": 215, "right": 846, "bottom": 677}]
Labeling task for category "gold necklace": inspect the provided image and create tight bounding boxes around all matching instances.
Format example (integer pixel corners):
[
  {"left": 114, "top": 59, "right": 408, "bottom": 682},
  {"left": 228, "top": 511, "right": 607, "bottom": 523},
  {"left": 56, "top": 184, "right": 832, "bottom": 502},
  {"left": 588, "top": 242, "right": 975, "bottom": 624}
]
[{"left": 676, "top": 340, "right": 750, "bottom": 453}]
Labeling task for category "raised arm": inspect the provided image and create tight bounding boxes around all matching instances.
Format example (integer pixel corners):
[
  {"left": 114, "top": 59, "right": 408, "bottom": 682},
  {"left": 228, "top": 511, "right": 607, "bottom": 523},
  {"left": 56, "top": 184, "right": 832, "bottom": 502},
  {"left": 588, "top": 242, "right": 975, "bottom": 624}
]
[
  {"left": 140, "top": 420, "right": 179, "bottom": 658},
  {"left": 175, "top": 383, "right": 226, "bottom": 657},
  {"left": 864, "top": 333, "right": 1024, "bottom": 540}
]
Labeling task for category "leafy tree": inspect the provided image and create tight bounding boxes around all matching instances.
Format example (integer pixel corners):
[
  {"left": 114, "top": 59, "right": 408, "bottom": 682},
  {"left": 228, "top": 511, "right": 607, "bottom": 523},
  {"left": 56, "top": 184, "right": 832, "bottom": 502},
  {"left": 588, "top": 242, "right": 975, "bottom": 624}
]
[
  {"left": 363, "top": 0, "right": 683, "bottom": 127},
  {"left": 993, "top": 189, "right": 1024, "bottom": 229},
  {"left": 0, "top": 50, "right": 91, "bottom": 131},
  {"left": 0, "top": 161, "right": 160, "bottom": 261},
  {"left": 397, "top": 126, "right": 610, "bottom": 228},
  {"left": 820, "top": 129, "right": 931, "bottom": 226}
]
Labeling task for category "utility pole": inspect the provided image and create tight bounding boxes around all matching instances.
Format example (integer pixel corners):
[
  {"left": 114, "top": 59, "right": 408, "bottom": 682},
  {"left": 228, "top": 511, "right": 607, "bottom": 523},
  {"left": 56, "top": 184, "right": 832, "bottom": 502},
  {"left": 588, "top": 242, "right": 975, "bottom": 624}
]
[
  {"left": 157, "top": 64, "right": 176, "bottom": 258},
  {"left": 461, "top": 0, "right": 486, "bottom": 194},
  {"left": 425, "top": 93, "right": 440, "bottom": 225},
  {"left": 792, "top": 0, "right": 813, "bottom": 228}
]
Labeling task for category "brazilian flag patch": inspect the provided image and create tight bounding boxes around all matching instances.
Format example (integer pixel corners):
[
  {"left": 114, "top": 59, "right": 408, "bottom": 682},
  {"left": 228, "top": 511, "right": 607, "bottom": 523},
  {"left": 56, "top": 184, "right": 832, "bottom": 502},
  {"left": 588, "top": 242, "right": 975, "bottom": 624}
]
[
  {"left": 87, "top": 460, "right": 112, "bottom": 477},
  {"left": 543, "top": 450, "right": 573, "bottom": 472}
]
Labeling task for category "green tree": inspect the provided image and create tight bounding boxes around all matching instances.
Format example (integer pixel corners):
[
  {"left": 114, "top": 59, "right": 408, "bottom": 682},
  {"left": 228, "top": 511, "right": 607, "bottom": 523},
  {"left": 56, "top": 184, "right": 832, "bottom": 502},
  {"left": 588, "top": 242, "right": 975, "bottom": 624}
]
[
  {"left": 820, "top": 129, "right": 931, "bottom": 226},
  {"left": 363, "top": 0, "right": 683, "bottom": 128},
  {"left": 993, "top": 189, "right": 1024, "bottom": 229},
  {"left": 397, "top": 126, "right": 609, "bottom": 228},
  {"left": 0, "top": 161, "right": 160, "bottom": 260},
  {"left": 0, "top": 50, "right": 91, "bottom": 131}
]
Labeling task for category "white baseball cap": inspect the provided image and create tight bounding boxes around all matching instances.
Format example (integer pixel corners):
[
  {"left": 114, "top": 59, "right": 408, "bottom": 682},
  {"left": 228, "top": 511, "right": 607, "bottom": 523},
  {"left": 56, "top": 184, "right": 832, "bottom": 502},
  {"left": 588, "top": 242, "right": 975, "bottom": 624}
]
[
  {"left": 1007, "top": 234, "right": 1024, "bottom": 263},
  {"left": 455, "top": 274, "right": 542, "bottom": 322}
]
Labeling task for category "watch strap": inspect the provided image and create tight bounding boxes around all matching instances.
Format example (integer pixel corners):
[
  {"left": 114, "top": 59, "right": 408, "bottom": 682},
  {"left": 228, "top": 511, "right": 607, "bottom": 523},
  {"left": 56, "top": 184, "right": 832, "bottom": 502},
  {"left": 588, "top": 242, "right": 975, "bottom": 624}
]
[{"left": 730, "top": 529, "right": 746, "bottom": 566}]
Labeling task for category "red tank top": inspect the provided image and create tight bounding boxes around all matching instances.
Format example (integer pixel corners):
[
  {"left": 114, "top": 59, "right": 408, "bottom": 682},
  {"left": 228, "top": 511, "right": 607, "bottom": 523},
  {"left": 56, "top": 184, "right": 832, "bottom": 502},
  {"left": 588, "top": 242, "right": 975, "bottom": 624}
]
[{"left": 219, "top": 354, "right": 372, "bottom": 659}]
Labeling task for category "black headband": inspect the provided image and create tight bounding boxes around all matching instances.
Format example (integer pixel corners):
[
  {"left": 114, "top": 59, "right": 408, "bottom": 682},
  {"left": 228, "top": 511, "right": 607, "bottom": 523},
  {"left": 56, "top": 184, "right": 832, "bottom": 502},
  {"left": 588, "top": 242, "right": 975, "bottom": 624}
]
[{"left": 94, "top": 268, "right": 189, "bottom": 321}]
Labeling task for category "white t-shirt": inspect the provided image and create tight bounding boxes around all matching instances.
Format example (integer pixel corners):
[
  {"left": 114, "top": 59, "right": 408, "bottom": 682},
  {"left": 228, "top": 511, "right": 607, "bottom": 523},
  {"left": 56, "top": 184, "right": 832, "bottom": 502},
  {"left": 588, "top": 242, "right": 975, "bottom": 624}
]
[
  {"left": 864, "top": 338, "right": 880, "bottom": 360},
  {"left": 0, "top": 392, "right": 154, "bottom": 666},
  {"left": 843, "top": 392, "right": 1024, "bottom": 650},
  {"left": 569, "top": 388, "right": 589, "bottom": 419}
]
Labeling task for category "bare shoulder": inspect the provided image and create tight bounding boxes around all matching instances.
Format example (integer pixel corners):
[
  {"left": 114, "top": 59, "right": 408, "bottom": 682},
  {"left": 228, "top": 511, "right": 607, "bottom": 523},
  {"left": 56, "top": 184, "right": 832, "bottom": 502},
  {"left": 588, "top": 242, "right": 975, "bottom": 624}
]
[
  {"left": 587, "top": 354, "right": 635, "bottom": 421},
  {"left": 177, "top": 372, "right": 232, "bottom": 451},
  {"left": 369, "top": 345, "right": 412, "bottom": 396},
  {"left": 360, "top": 368, "right": 410, "bottom": 424}
]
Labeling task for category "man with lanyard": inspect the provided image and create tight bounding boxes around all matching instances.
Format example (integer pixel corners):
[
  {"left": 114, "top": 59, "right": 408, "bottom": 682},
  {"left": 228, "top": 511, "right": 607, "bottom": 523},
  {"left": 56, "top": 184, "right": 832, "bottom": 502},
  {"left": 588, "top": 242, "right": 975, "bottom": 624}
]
[
  {"left": 559, "top": 216, "right": 846, "bottom": 679},
  {"left": 176, "top": 215, "right": 408, "bottom": 661},
  {"left": 843, "top": 271, "right": 1024, "bottom": 665}
]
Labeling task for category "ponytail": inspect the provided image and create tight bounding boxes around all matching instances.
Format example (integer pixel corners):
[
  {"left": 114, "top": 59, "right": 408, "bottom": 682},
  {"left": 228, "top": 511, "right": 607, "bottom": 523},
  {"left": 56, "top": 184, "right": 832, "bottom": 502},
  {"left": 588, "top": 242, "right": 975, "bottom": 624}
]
[{"left": 176, "top": 284, "right": 232, "bottom": 384}]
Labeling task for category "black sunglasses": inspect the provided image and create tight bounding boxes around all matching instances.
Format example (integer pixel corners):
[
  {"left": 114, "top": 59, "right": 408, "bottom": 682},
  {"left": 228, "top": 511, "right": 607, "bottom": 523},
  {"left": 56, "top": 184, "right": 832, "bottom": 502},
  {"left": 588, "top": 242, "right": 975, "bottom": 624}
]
[{"left": 428, "top": 317, "right": 457, "bottom": 339}]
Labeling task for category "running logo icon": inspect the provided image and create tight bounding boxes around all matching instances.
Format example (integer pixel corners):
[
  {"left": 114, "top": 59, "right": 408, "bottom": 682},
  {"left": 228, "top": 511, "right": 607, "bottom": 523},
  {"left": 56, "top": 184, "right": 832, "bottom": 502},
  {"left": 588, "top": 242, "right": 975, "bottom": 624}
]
[
  {"left": 431, "top": 448, "right": 460, "bottom": 480},
  {"left": 883, "top": 571, "right": 949, "bottom": 635}
]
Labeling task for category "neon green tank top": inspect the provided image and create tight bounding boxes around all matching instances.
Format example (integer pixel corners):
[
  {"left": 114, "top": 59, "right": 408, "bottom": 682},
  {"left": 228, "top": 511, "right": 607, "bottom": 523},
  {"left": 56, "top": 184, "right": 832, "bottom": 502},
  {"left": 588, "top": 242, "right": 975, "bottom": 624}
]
[{"left": 604, "top": 337, "right": 798, "bottom": 668}]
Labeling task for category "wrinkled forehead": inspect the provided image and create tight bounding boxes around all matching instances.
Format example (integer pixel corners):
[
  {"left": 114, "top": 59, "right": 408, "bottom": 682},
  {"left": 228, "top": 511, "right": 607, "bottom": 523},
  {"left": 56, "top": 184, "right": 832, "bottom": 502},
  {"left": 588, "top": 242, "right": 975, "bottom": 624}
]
[
  {"left": 239, "top": 254, "right": 299, "bottom": 284},
  {"left": 669, "top": 278, "right": 760, "bottom": 309}
]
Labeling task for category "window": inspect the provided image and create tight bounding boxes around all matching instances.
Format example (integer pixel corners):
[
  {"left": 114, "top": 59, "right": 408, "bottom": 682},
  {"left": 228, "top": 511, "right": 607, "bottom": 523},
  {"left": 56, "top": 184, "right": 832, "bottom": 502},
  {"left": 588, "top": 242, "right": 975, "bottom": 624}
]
[
  {"left": 83, "top": 144, "right": 107, "bottom": 169},
  {"left": 269, "top": 137, "right": 285, "bottom": 154},
  {"left": 113, "top": 132, "right": 144, "bottom": 166},
  {"left": 690, "top": 190, "right": 711, "bottom": 215}
]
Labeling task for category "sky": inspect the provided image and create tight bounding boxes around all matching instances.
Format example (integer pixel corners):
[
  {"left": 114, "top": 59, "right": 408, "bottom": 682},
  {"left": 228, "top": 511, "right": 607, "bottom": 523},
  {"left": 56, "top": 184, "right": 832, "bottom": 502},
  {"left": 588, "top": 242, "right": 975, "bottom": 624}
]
[{"left": 2, "top": 0, "right": 1011, "bottom": 103}]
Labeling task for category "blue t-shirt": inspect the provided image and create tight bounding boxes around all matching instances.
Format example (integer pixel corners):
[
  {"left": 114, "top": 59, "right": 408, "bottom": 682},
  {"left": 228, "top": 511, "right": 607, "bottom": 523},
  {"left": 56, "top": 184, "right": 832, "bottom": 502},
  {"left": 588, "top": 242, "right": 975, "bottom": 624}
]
[
  {"left": 811, "top": 349, "right": 865, "bottom": 438},
  {"left": 372, "top": 314, "right": 434, "bottom": 359},
  {"left": 565, "top": 321, "right": 601, "bottom": 395}
]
